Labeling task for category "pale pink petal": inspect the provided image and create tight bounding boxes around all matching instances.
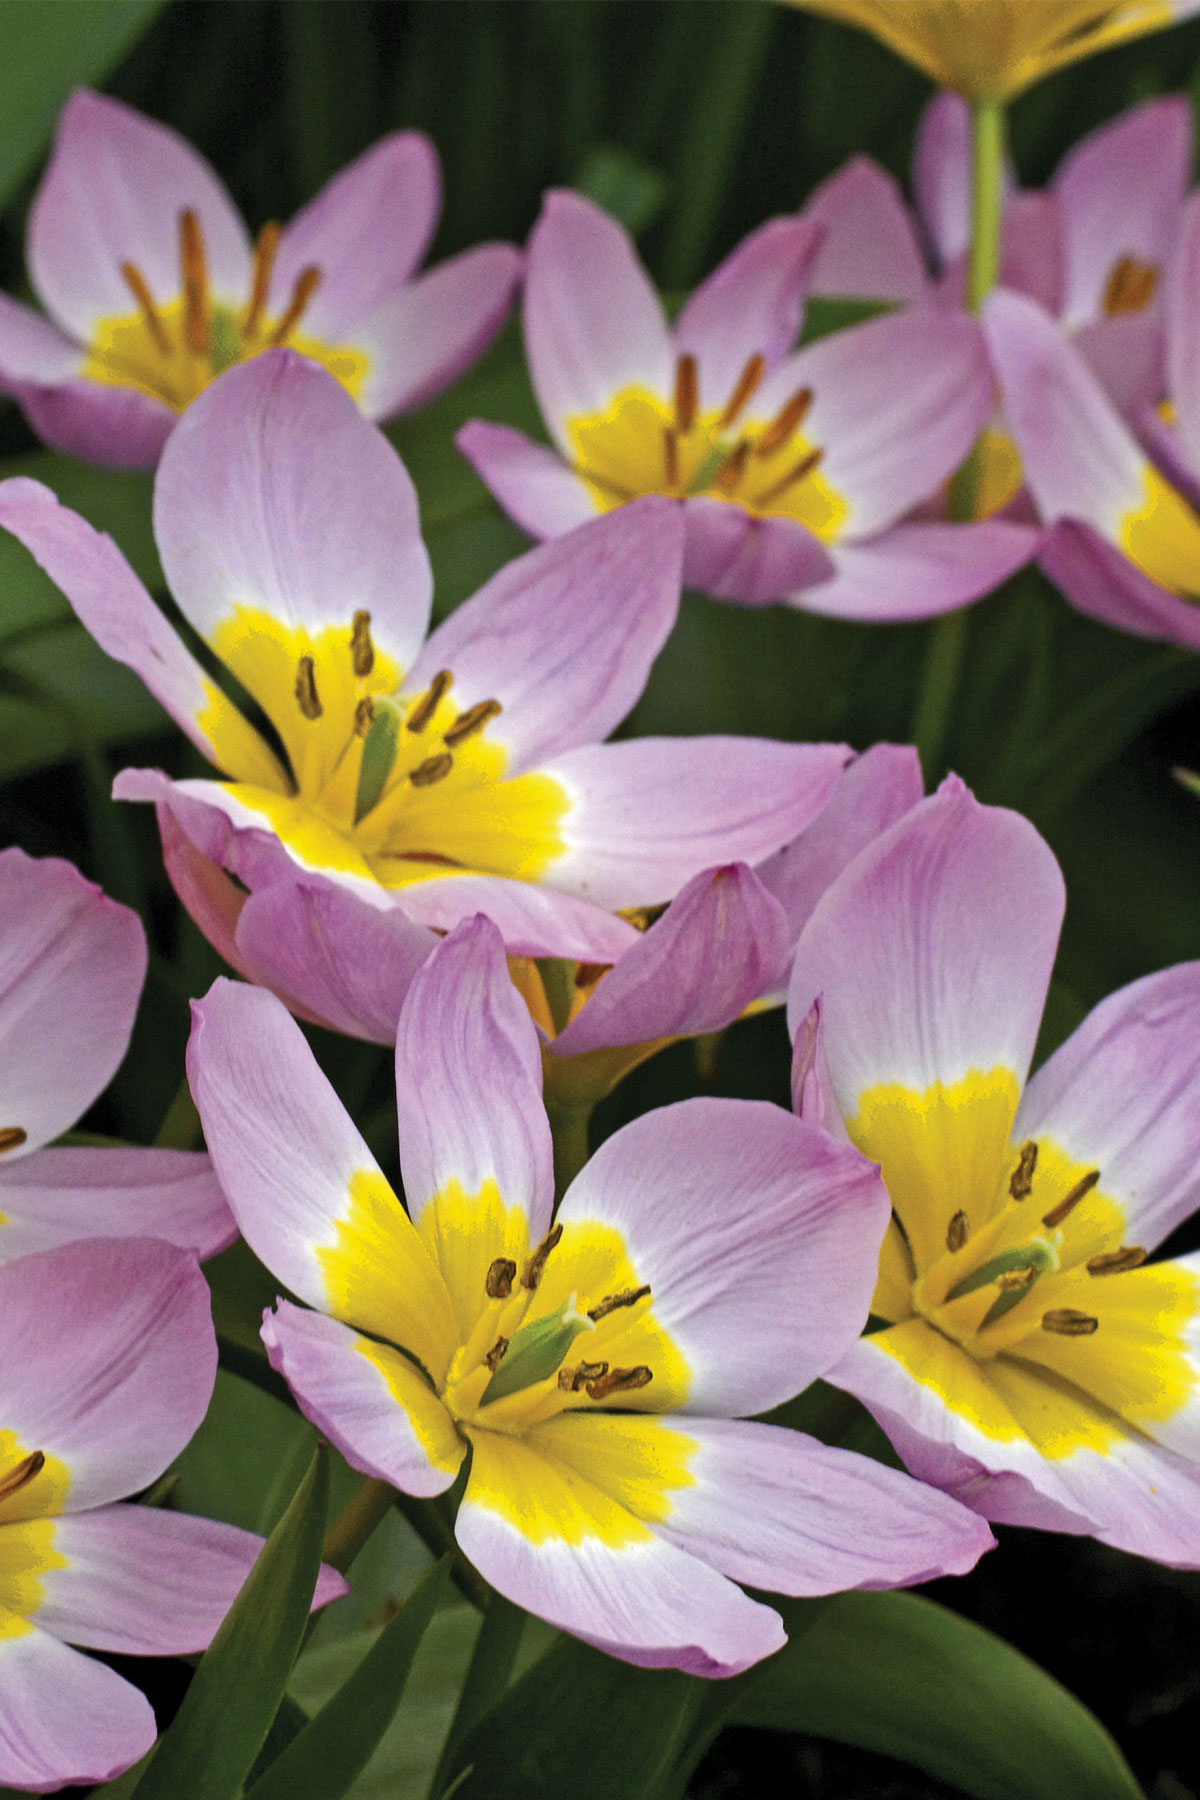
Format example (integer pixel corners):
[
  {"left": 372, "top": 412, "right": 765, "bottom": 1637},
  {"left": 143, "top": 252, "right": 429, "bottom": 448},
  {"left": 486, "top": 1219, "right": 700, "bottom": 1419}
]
[
  {"left": 674, "top": 215, "right": 822, "bottom": 401},
  {"left": 998, "top": 192, "right": 1063, "bottom": 314},
  {"left": 376, "top": 872, "right": 641, "bottom": 962},
  {"left": 523, "top": 190, "right": 673, "bottom": 450},
  {"left": 455, "top": 421, "right": 597, "bottom": 538},
  {"left": 1075, "top": 313, "right": 1164, "bottom": 419},
  {"left": 356, "top": 243, "right": 521, "bottom": 420},
  {"left": 682, "top": 496, "right": 835, "bottom": 604},
  {"left": 912, "top": 92, "right": 971, "bottom": 268},
  {"left": 790, "top": 996, "right": 842, "bottom": 1132},
  {"left": 1167, "top": 191, "right": 1200, "bottom": 475},
  {"left": 154, "top": 799, "right": 254, "bottom": 980},
  {"left": 29, "top": 89, "right": 251, "bottom": 343},
  {"left": 0, "top": 1146, "right": 235, "bottom": 1262},
  {"left": 556, "top": 1096, "right": 890, "bottom": 1416},
  {"left": 0, "top": 1624, "right": 154, "bottom": 1792},
  {"left": 793, "top": 520, "right": 1037, "bottom": 621},
  {"left": 394, "top": 916, "right": 553, "bottom": 1234},
  {"left": 16, "top": 376, "right": 175, "bottom": 469},
  {"left": 1040, "top": 518, "right": 1200, "bottom": 651},
  {"left": 0, "top": 293, "right": 82, "bottom": 384},
  {"left": 803, "top": 157, "right": 927, "bottom": 302}
]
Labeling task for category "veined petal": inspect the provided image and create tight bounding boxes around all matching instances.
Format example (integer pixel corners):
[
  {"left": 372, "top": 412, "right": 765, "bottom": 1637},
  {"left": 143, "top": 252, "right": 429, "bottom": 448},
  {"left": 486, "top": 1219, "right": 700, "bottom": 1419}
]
[
  {"left": 1166, "top": 191, "right": 1200, "bottom": 478},
  {"left": 0, "top": 1146, "right": 235, "bottom": 1263},
  {"left": 28, "top": 90, "right": 252, "bottom": 342},
  {"left": 0, "top": 1238, "right": 216, "bottom": 1513},
  {"left": 556, "top": 1096, "right": 890, "bottom": 1416},
  {"left": 654, "top": 1417, "right": 993, "bottom": 1592},
  {"left": 912, "top": 91, "right": 972, "bottom": 269},
  {"left": 0, "top": 293, "right": 82, "bottom": 385},
  {"left": 263, "top": 1302, "right": 464, "bottom": 1498},
  {"left": 803, "top": 157, "right": 927, "bottom": 303},
  {"left": 379, "top": 872, "right": 642, "bottom": 963},
  {"left": 538, "top": 736, "right": 848, "bottom": 912},
  {"left": 0, "top": 478, "right": 283, "bottom": 784},
  {"left": 355, "top": 243, "right": 521, "bottom": 421},
  {"left": 408, "top": 498, "right": 684, "bottom": 771},
  {"left": 456, "top": 1428, "right": 785, "bottom": 1677},
  {"left": 1040, "top": 518, "right": 1200, "bottom": 651},
  {"left": 794, "top": 521, "right": 1037, "bottom": 622},
  {"left": 0, "top": 1624, "right": 154, "bottom": 1792},
  {"left": 16, "top": 376, "right": 176, "bottom": 470},
  {"left": 524, "top": 190, "right": 673, "bottom": 451},
  {"left": 681, "top": 498, "right": 836, "bottom": 604},
  {"left": 551, "top": 864, "right": 791, "bottom": 1057},
  {"left": 674, "top": 215, "right": 822, "bottom": 400},
  {"left": 0, "top": 847, "right": 143, "bottom": 1156},
  {"left": 187, "top": 978, "right": 458, "bottom": 1381},
  {"left": 455, "top": 421, "right": 597, "bottom": 539}
]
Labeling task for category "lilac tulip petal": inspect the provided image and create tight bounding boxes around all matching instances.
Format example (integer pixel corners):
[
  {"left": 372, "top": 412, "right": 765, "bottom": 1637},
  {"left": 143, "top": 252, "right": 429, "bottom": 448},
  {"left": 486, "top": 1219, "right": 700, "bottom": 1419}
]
[
  {"left": 1167, "top": 192, "right": 1200, "bottom": 475},
  {"left": 913, "top": 92, "right": 971, "bottom": 268},
  {"left": 0, "top": 293, "right": 81, "bottom": 384},
  {"left": 1040, "top": 518, "right": 1200, "bottom": 650},
  {"left": 455, "top": 421, "right": 596, "bottom": 537},
  {"left": 1054, "top": 97, "right": 1190, "bottom": 329},
  {"left": 155, "top": 799, "right": 255, "bottom": 981},
  {"left": 0, "top": 847, "right": 143, "bottom": 1155},
  {"left": 17, "top": 376, "right": 175, "bottom": 469},
  {"left": 357, "top": 243, "right": 521, "bottom": 420},
  {"left": 657, "top": 1418, "right": 993, "bottom": 1591},
  {"left": 154, "top": 349, "right": 431, "bottom": 668},
  {"left": 682, "top": 497, "right": 835, "bottom": 604},
  {"left": 557, "top": 1096, "right": 890, "bottom": 1415},
  {"left": 410, "top": 498, "right": 683, "bottom": 770},
  {"left": 792, "top": 520, "right": 1037, "bottom": 622},
  {"left": 263, "top": 1302, "right": 465, "bottom": 1498},
  {"left": 552, "top": 864, "right": 790, "bottom": 1057},
  {"left": 524, "top": 190, "right": 673, "bottom": 448},
  {"left": 29, "top": 89, "right": 251, "bottom": 343},
  {"left": 790, "top": 997, "right": 842, "bottom": 1133},
  {"left": 378, "top": 872, "right": 642, "bottom": 962},
  {"left": 456, "top": 1433, "right": 785, "bottom": 1677},
  {"left": 395, "top": 917, "right": 553, "bottom": 1234},
  {"left": 1075, "top": 313, "right": 1164, "bottom": 419},
  {"left": 997, "top": 193, "right": 1063, "bottom": 314},
  {"left": 0, "top": 1238, "right": 215, "bottom": 1510},
  {"left": 1016, "top": 963, "right": 1200, "bottom": 1252},
  {"left": 804, "top": 158, "right": 927, "bottom": 303},
  {"left": 756, "top": 743, "right": 924, "bottom": 944},
  {"left": 539, "top": 736, "right": 847, "bottom": 911},
  {"left": 271, "top": 131, "right": 441, "bottom": 337},
  {"left": 674, "top": 215, "right": 821, "bottom": 400},
  {"left": 0, "top": 1145, "right": 235, "bottom": 1262},
  {"left": 0, "top": 1625, "right": 154, "bottom": 1792}
]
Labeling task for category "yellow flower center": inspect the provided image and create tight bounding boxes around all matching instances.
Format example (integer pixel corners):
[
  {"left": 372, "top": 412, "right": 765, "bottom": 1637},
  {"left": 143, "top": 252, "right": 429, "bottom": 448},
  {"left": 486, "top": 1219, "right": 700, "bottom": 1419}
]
[
  {"left": 82, "top": 209, "right": 369, "bottom": 411},
  {"left": 0, "top": 1437, "right": 69, "bottom": 1640},
  {"left": 566, "top": 352, "right": 850, "bottom": 539}
]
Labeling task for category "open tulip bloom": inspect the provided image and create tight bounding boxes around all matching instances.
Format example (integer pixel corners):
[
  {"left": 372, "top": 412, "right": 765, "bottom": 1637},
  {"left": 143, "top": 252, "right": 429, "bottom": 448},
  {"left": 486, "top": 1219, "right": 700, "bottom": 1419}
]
[
  {"left": 0, "top": 1235, "right": 344, "bottom": 1790},
  {"left": 0, "top": 845, "right": 232, "bottom": 1262},
  {"left": 457, "top": 190, "right": 1034, "bottom": 619},
  {"left": 787, "top": 779, "right": 1200, "bottom": 1564},
  {"left": 187, "top": 919, "right": 993, "bottom": 1678},
  {"left": 0, "top": 350, "right": 855, "bottom": 966},
  {"left": 0, "top": 89, "right": 520, "bottom": 468}
]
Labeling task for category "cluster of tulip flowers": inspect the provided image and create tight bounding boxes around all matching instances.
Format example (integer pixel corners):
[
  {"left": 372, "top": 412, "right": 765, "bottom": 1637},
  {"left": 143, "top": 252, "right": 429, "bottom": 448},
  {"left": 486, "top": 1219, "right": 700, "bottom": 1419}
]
[{"left": 1, "top": 0, "right": 1200, "bottom": 1789}]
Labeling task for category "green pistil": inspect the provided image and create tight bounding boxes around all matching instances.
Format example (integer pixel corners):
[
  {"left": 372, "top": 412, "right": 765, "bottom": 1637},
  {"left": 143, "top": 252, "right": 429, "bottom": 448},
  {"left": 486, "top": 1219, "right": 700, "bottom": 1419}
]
[
  {"left": 209, "top": 306, "right": 243, "bottom": 375},
  {"left": 482, "top": 1296, "right": 593, "bottom": 1404},
  {"left": 945, "top": 1237, "right": 1059, "bottom": 1304},
  {"left": 354, "top": 696, "right": 402, "bottom": 823}
]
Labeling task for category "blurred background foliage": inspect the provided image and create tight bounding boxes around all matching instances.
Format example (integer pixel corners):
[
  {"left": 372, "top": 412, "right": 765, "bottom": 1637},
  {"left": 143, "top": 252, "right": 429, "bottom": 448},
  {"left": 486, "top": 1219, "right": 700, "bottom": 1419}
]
[{"left": 0, "top": 3, "right": 1198, "bottom": 1796}]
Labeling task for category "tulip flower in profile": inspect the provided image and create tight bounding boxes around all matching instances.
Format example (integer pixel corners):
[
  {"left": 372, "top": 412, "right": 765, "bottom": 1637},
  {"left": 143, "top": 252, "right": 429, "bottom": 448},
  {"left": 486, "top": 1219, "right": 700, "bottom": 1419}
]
[
  {"left": 0, "top": 1236, "right": 345, "bottom": 1790},
  {"left": 458, "top": 191, "right": 1034, "bottom": 619},
  {"left": 0, "top": 351, "right": 853, "bottom": 966},
  {"left": 0, "top": 89, "right": 520, "bottom": 468},
  {"left": 0, "top": 845, "right": 232, "bottom": 1261},
  {"left": 187, "top": 919, "right": 992, "bottom": 1679},
  {"left": 783, "top": 2, "right": 1200, "bottom": 103},
  {"left": 788, "top": 778, "right": 1200, "bottom": 1564}
]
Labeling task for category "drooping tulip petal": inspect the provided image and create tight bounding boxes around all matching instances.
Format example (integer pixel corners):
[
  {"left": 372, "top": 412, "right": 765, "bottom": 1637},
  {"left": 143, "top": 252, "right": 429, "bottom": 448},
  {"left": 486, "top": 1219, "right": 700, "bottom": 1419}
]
[
  {"left": 0, "top": 1146, "right": 234, "bottom": 1263},
  {"left": 0, "top": 1624, "right": 156, "bottom": 1793},
  {"left": 1039, "top": 516, "right": 1200, "bottom": 652},
  {"left": 0, "top": 293, "right": 82, "bottom": 386},
  {"left": 794, "top": 519, "right": 1037, "bottom": 620},
  {"left": 803, "top": 158, "right": 928, "bottom": 303},
  {"left": 680, "top": 498, "right": 836, "bottom": 604},
  {"left": 455, "top": 421, "right": 599, "bottom": 538}
]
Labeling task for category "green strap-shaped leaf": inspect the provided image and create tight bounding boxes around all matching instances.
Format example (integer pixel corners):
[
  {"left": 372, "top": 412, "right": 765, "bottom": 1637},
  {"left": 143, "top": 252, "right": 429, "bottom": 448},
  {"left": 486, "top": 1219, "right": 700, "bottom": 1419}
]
[
  {"left": 731, "top": 1590, "right": 1146, "bottom": 1800},
  {"left": 128, "top": 1442, "right": 331, "bottom": 1800},
  {"left": 246, "top": 1557, "right": 451, "bottom": 1800}
]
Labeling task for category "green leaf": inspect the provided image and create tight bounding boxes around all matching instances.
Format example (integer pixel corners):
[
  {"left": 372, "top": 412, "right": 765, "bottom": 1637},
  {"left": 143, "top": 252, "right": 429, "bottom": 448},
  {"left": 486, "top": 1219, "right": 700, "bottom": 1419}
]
[
  {"left": 247, "top": 1558, "right": 452, "bottom": 1800},
  {"left": 0, "top": 0, "right": 167, "bottom": 207},
  {"left": 573, "top": 146, "right": 668, "bottom": 236},
  {"left": 129, "top": 1442, "right": 331, "bottom": 1800},
  {"left": 799, "top": 296, "right": 897, "bottom": 344},
  {"left": 731, "top": 1590, "right": 1146, "bottom": 1800}
]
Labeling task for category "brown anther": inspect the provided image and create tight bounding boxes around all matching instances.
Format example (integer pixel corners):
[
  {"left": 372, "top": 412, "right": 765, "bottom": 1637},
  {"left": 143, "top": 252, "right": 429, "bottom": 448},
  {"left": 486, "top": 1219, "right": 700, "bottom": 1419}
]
[
  {"left": 1087, "top": 1245, "right": 1147, "bottom": 1276},
  {"left": 1009, "top": 1139, "right": 1038, "bottom": 1200},
  {"left": 243, "top": 221, "right": 281, "bottom": 339},
  {"left": 1041, "top": 1169, "right": 1100, "bottom": 1230},
  {"left": 558, "top": 1359, "right": 609, "bottom": 1392},
  {"left": 179, "top": 209, "right": 210, "bottom": 354},
  {"left": 0, "top": 1128, "right": 27, "bottom": 1154},
  {"left": 485, "top": 1257, "right": 517, "bottom": 1299},
  {"left": 756, "top": 446, "right": 823, "bottom": 509},
  {"left": 406, "top": 670, "right": 452, "bottom": 734},
  {"left": 663, "top": 425, "right": 680, "bottom": 488},
  {"left": 1041, "top": 1308, "right": 1099, "bottom": 1336},
  {"left": 443, "top": 699, "right": 502, "bottom": 748},
  {"left": 755, "top": 385, "right": 813, "bottom": 458},
  {"left": 719, "top": 352, "right": 765, "bottom": 427},
  {"left": 120, "top": 262, "right": 171, "bottom": 356},
  {"left": 354, "top": 696, "right": 375, "bottom": 736},
  {"left": 270, "top": 266, "right": 322, "bottom": 346},
  {"left": 350, "top": 610, "right": 375, "bottom": 678},
  {"left": 294, "top": 655, "right": 322, "bottom": 720},
  {"left": 587, "top": 1285, "right": 651, "bottom": 1323},
  {"left": 410, "top": 753, "right": 453, "bottom": 787},
  {"left": 484, "top": 1336, "right": 509, "bottom": 1372},
  {"left": 585, "top": 1365, "right": 653, "bottom": 1401},
  {"left": 945, "top": 1210, "right": 969, "bottom": 1253},
  {"left": 714, "top": 439, "right": 750, "bottom": 493},
  {"left": 1103, "top": 255, "right": 1158, "bottom": 317},
  {"left": 522, "top": 1223, "right": 563, "bottom": 1291},
  {"left": 995, "top": 1266, "right": 1038, "bottom": 1292},
  {"left": 674, "top": 354, "right": 698, "bottom": 433},
  {"left": 574, "top": 962, "right": 608, "bottom": 991},
  {"left": 0, "top": 1450, "right": 44, "bottom": 1504}
]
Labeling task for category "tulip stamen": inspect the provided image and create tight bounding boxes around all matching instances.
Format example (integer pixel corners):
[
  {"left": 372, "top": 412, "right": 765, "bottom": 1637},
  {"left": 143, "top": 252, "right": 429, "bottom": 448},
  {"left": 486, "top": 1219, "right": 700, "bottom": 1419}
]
[
  {"left": 1042, "top": 1309, "right": 1099, "bottom": 1336},
  {"left": 270, "top": 266, "right": 322, "bottom": 347},
  {"left": 1009, "top": 1139, "right": 1038, "bottom": 1199},
  {"left": 484, "top": 1336, "right": 509, "bottom": 1371},
  {"left": 714, "top": 439, "right": 750, "bottom": 493},
  {"left": 522, "top": 1223, "right": 563, "bottom": 1291},
  {"left": 946, "top": 1209, "right": 969, "bottom": 1252},
  {"left": 587, "top": 1285, "right": 651, "bottom": 1322},
  {"left": 294, "top": 656, "right": 323, "bottom": 720},
  {"left": 0, "top": 1127, "right": 27, "bottom": 1153},
  {"left": 120, "top": 262, "right": 172, "bottom": 357},
  {"left": 486, "top": 1258, "right": 517, "bottom": 1299},
  {"left": 1042, "top": 1169, "right": 1100, "bottom": 1229},
  {"left": 719, "top": 352, "right": 765, "bottom": 428},
  {"left": 674, "top": 354, "right": 698, "bottom": 433},
  {"left": 585, "top": 1365, "right": 652, "bottom": 1400},
  {"left": 406, "top": 670, "right": 453, "bottom": 734},
  {"left": 350, "top": 610, "right": 375, "bottom": 679},
  {"left": 409, "top": 752, "right": 453, "bottom": 787},
  {"left": 1103, "top": 255, "right": 1158, "bottom": 317},
  {"left": 179, "top": 209, "right": 210, "bottom": 355},
  {"left": 243, "top": 221, "right": 281, "bottom": 339},
  {"left": 663, "top": 425, "right": 680, "bottom": 488},
  {"left": 755, "top": 385, "right": 813, "bottom": 459},
  {"left": 443, "top": 699, "right": 502, "bottom": 747},
  {"left": 756, "top": 446, "right": 823, "bottom": 508},
  {"left": 1088, "top": 1246, "right": 1147, "bottom": 1276},
  {"left": 0, "top": 1450, "right": 44, "bottom": 1504},
  {"left": 558, "top": 1359, "right": 609, "bottom": 1392}
]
